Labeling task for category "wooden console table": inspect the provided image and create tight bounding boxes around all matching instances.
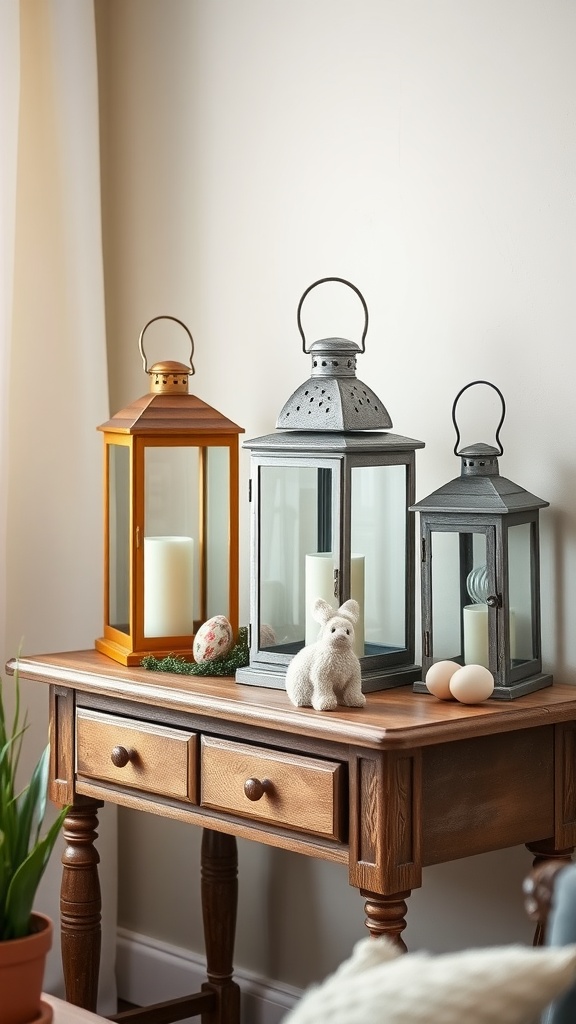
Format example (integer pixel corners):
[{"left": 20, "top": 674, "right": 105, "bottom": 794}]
[{"left": 8, "top": 651, "right": 576, "bottom": 1024}]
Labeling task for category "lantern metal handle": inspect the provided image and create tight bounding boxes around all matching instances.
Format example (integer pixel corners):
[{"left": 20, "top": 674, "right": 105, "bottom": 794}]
[
  {"left": 139, "top": 315, "right": 195, "bottom": 375},
  {"left": 452, "top": 379, "right": 506, "bottom": 457},
  {"left": 296, "top": 277, "right": 369, "bottom": 354}
]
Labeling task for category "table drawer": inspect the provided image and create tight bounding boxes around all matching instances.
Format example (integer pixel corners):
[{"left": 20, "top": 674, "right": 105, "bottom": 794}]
[
  {"left": 200, "top": 735, "right": 344, "bottom": 840},
  {"left": 76, "top": 709, "right": 198, "bottom": 802}
]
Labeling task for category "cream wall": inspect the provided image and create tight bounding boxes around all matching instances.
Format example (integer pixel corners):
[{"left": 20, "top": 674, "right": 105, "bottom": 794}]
[{"left": 95, "top": 0, "right": 576, "bottom": 989}]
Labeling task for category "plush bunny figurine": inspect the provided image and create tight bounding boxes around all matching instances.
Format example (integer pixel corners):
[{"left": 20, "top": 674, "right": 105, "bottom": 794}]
[{"left": 285, "top": 598, "right": 366, "bottom": 712}]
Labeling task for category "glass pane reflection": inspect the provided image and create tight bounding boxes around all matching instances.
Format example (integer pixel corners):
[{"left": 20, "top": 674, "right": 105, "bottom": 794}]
[
  {"left": 508, "top": 522, "right": 534, "bottom": 666},
  {"left": 351, "top": 464, "right": 407, "bottom": 656},
  {"left": 259, "top": 465, "right": 331, "bottom": 652},
  {"left": 108, "top": 444, "right": 130, "bottom": 634}
]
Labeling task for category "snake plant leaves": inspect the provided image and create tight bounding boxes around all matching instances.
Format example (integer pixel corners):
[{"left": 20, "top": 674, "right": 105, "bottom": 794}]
[
  {"left": 3, "top": 804, "right": 68, "bottom": 940},
  {"left": 0, "top": 670, "right": 69, "bottom": 942}
]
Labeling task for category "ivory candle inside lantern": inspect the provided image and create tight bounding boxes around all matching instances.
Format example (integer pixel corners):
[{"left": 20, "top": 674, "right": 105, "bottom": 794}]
[
  {"left": 463, "top": 604, "right": 489, "bottom": 668},
  {"left": 305, "top": 553, "right": 365, "bottom": 658},
  {"left": 144, "top": 536, "right": 195, "bottom": 637},
  {"left": 463, "top": 603, "right": 516, "bottom": 669}
]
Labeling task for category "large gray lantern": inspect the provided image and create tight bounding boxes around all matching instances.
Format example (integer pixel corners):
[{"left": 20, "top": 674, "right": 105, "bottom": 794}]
[
  {"left": 236, "top": 277, "right": 425, "bottom": 692},
  {"left": 412, "top": 380, "right": 551, "bottom": 699}
]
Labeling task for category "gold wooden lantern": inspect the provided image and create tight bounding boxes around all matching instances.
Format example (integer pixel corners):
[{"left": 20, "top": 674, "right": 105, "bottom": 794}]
[{"left": 95, "top": 316, "right": 244, "bottom": 665}]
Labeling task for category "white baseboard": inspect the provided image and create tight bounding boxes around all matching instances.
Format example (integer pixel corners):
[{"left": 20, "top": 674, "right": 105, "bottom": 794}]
[{"left": 116, "top": 928, "right": 302, "bottom": 1024}]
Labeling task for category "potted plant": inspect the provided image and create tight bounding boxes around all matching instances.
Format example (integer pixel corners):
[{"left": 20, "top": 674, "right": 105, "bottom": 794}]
[{"left": 0, "top": 665, "right": 68, "bottom": 1024}]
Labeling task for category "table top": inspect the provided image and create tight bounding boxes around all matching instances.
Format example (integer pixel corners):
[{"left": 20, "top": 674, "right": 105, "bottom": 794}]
[{"left": 9, "top": 649, "right": 576, "bottom": 751}]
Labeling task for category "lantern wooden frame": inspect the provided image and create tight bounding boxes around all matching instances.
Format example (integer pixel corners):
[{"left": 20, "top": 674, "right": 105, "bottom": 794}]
[
  {"left": 413, "top": 507, "right": 550, "bottom": 698},
  {"left": 235, "top": 431, "right": 423, "bottom": 691},
  {"left": 235, "top": 278, "right": 425, "bottom": 693},
  {"left": 411, "top": 380, "right": 551, "bottom": 699},
  {"left": 95, "top": 319, "right": 243, "bottom": 666}
]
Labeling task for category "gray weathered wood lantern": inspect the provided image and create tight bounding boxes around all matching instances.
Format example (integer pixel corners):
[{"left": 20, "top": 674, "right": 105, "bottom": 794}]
[
  {"left": 236, "top": 277, "right": 425, "bottom": 692},
  {"left": 412, "top": 380, "right": 551, "bottom": 699}
]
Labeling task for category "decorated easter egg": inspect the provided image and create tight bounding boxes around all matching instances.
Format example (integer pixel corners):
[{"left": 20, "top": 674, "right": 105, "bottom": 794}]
[
  {"left": 424, "top": 660, "right": 460, "bottom": 700},
  {"left": 193, "top": 615, "right": 234, "bottom": 663},
  {"left": 259, "top": 623, "right": 277, "bottom": 647},
  {"left": 449, "top": 664, "right": 494, "bottom": 704}
]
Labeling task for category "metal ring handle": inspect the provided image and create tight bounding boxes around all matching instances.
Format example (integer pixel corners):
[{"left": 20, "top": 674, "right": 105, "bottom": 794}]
[
  {"left": 296, "top": 277, "right": 369, "bottom": 354},
  {"left": 138, "top": 315, "right": 195, "bottom": 375},
  {"left": 452, "top": 379, "right": 506, "bottom": 457}
]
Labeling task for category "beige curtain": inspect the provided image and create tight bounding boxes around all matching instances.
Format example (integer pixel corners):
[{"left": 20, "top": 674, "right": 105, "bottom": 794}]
[{"left": 1, "top": 0, "right": 117, "bottom": 1012}]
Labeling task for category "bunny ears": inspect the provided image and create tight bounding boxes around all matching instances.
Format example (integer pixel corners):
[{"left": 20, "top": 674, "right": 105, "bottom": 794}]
[{"left": 313, "top": 598, "right": 360, "bottom": 626}]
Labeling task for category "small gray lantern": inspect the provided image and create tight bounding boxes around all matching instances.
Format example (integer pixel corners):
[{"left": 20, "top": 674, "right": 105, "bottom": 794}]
[
  {"left": 412, "top": 380, "right": 551, "bottom": 699},
  {"left": 236, "top": 278, "right": 425, "bottom": 692}
]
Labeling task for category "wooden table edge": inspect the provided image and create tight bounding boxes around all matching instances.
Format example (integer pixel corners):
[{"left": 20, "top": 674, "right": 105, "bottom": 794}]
[{"left": 7, "top": 651, "right": 576, "bottom": 751}]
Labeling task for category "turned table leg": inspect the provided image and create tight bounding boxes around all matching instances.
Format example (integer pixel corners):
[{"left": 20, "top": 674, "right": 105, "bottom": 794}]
[
  {"left": 60, "top": 799, "right": 103, "bottom": 1011},
  {"left": 361, "top": 888, "right": 411, "bottom": 952},
  {"left": 200, "top": 829, "right": 241, "bottom": 1024}
]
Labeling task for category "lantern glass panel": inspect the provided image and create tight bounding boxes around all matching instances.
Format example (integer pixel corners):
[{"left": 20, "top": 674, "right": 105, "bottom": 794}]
[
  {"left": 508, "top": 521, "right": 534, "bottom": 666},
  {"left": 431, "top": 529, "right": 492, "bottom": 667},
  {"left": 144, "top": 445, "right": 198, "bottom": 638},
  {"left": 205, "top": 446, "right": 230, "bottom": 618},
  {"left": 350, "top": 464, "right": 406, "bottom": 656},
  {"left": 431, "top": 530, "right": 464, "bottom": 662},
  {"left": 259, "top": 463, "right": 334, "bottom": 653},
  {"left": 107, "top": 442, "right": 130, "bottom": 635}
]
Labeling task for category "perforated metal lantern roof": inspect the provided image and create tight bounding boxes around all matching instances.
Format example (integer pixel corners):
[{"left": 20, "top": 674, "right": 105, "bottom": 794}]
[
  {"left": 411, "top": 381, "right": 549, "bottom": 515},
  {"left": 277, "top": 337, "right": 392, "bottom": 432},
  {"left": 276, "top": 278, "right": 392, "bottom": 433},
  {"left": 411, "top": 441, "right": 549, "bottom": 515}
]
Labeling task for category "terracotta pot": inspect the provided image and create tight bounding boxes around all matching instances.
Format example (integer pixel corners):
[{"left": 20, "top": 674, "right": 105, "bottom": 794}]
[
  {"left": 0, "top": 913, "right": 53, "bottom": 1024},
  {"left": 32, "top": 1005, "right": 53, "bottom": 1024}
]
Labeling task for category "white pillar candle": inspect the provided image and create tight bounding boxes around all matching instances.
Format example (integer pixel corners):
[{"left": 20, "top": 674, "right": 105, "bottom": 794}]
[
  {"left": 305, "top": 553, "right": 365, "bottom": 658},
  {"left": 144, "top": 536, "right": 195, "bottom": 637},
  {"left": 463, "top": 603, "right": 489, "bottom": 668},
  {"left": 463, "top": 603, "right": 516, "bottom": 669}
]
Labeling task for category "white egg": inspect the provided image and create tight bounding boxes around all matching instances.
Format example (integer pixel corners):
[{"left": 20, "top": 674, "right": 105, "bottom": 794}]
[
  {"left": 193, "top": 615, "right": 233, "bottom": 663},
  {"left": 449, "top": 664, "right": 494, "bottom": 704},
  {"left": 424, "top": 660, "right": 460, "bottom": 700}
]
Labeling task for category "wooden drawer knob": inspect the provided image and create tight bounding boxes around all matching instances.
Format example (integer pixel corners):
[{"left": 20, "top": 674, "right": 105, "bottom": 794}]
[
  {"left": 111, "top": 745, "right": 133, "bottom": 768},
  {"left": 243, "top": 777, "right": 270, "bottom": 801}
]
